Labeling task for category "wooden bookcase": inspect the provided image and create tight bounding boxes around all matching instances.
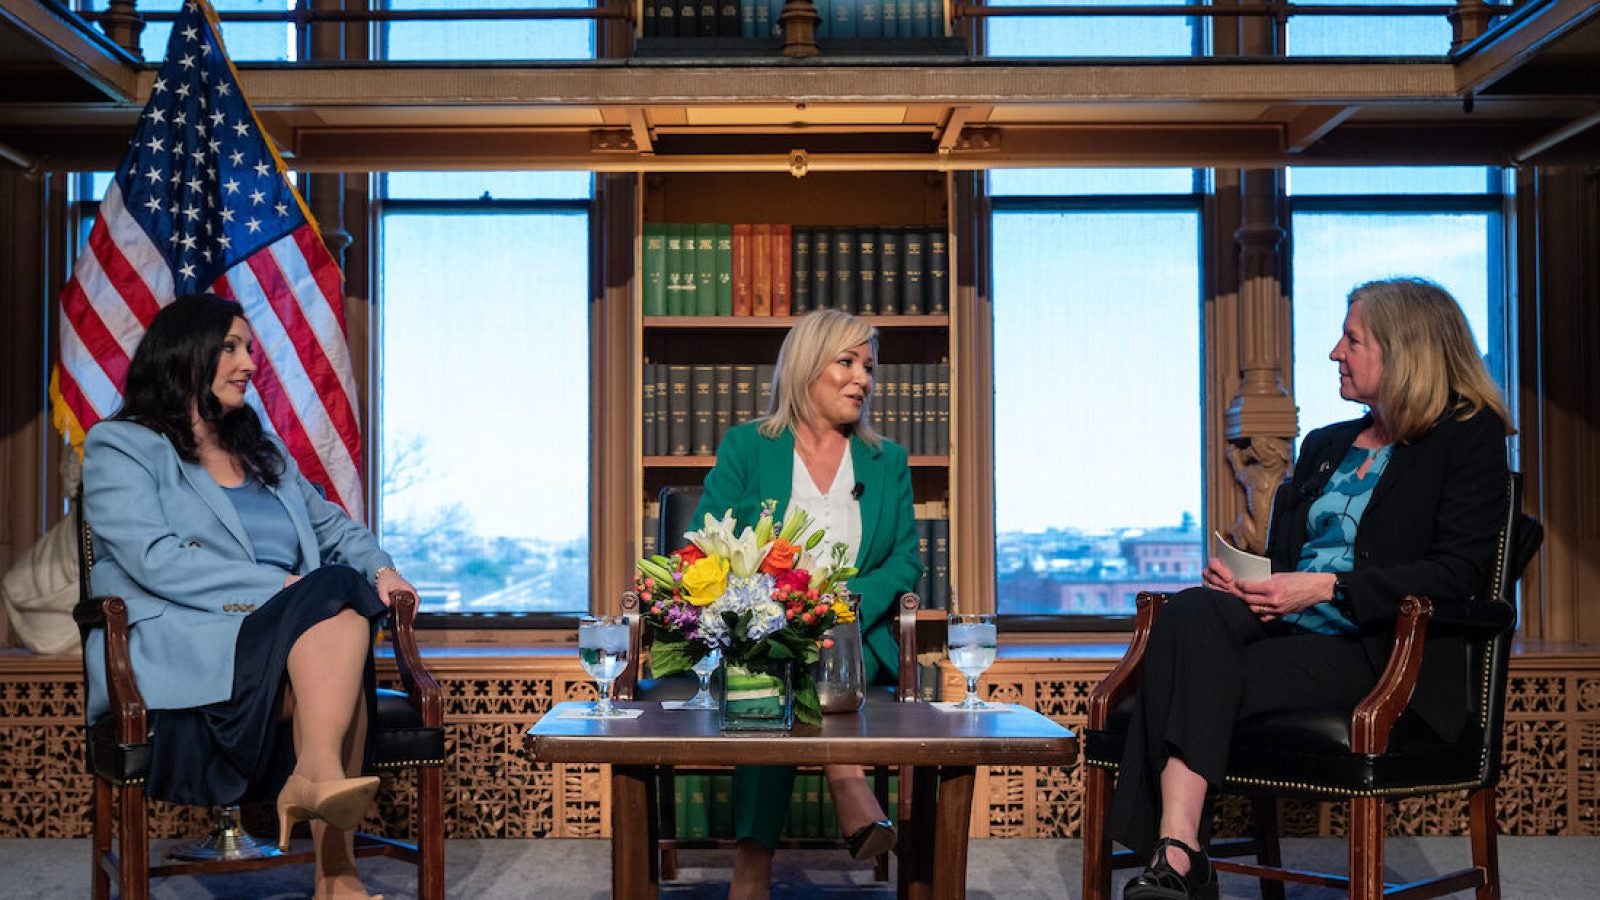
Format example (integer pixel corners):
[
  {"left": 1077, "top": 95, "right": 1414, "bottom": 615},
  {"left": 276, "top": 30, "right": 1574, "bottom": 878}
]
[{"left": 630, "top": 170, "right": 960, "bottom": 612}]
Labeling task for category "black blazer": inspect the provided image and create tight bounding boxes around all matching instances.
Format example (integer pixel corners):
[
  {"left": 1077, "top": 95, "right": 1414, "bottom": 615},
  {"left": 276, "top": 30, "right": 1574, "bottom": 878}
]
[{"left": 1265, "top": 407, "right": 1509, "bottom": 741}]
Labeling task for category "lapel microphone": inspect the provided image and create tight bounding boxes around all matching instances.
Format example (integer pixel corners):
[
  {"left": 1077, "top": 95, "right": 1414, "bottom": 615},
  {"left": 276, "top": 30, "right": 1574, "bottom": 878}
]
[{"left": 851, "top": 482, "right": 865, "bottom": 500}]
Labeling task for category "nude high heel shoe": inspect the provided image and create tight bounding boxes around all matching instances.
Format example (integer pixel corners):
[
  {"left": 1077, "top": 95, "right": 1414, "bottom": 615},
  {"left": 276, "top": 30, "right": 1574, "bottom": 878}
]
[{"left": 276, "top": 773, "right": 381, "bottom": 850}]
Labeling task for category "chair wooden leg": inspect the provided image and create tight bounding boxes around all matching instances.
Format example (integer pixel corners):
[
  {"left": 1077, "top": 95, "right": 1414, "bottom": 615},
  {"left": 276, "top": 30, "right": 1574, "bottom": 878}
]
[
  {"left": 1349, "top": 795, "right": 1385, "bottom": 900},
  {"left": 1081, "top": 764, "right": 1114, "bottom": 900},
  {"left": 1250, "top": 797, "right": 1286, "bottom": 900},
  {"left": 91, "top": 776, "right": 112, "bottom": 900},
  {"left": 1469, "top": 786, "right": 1501, "bottom": 900},
  {"left": 417, "top": 766, "right": 446, "bottom": 900},
  {"left": 118, "top": 783, "right": 150, "bottom": 900}
]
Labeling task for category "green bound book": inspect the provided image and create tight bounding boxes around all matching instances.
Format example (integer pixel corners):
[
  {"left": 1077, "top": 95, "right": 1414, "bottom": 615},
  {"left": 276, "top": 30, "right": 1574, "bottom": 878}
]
[
  {"left": 666, "top": 224, "right": 691, "bottom": 316},
  {"left": 711, "top": 774, "right": 734, "bottom": 838},
  {"left": 667, "top": 365, "right": 691, "bottom": 456},
  {"left": 857, "top": 228, "right": 878, "bottom": 315},
  {"left": 927, "top": 228, "right": 949, "bottom": 314},
  {"left": 695, "top": 223, "right": 718, "bottom": 316},
  {"left": 643, "top": 224, "right": 667, "bottom": 316},
  {"left": 803, "top": 773, "right": 822, "bottom": 838},
  {"left": 715, "top": 223, "right": 734, "bottom": 316},
  {"left": 878, "top": 228, "right": 901, "bottom": 315},
  {"left": 686, "top": 774, "right": 710, "bottom": 840}
]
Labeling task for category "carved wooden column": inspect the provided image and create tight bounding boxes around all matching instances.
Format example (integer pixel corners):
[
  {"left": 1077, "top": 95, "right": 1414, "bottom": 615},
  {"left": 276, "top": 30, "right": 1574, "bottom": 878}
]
[
  {"left": 1448, "top": 0, "right": 1495, "bottom": 52},
  {"left": 1222, "top": 169, "right": 1296, "bottom": 552},
  {"left": 101, "top": 0, "right": 145, "bottom": 56}
]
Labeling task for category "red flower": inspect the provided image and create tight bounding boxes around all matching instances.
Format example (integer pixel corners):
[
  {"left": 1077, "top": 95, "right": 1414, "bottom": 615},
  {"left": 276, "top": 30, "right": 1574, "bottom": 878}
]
[
  {"left": 774, "top": 568, "right": 811, "bottom": 595},
  {"left": 675, "top": 544, "right": 705, "bottom": 567}
]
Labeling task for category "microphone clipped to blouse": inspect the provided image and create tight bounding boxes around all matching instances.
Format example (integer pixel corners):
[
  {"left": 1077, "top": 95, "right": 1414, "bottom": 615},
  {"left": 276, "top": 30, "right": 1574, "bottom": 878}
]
[{"left": 851, "top": 482, "right": 865, "bottom": 500}]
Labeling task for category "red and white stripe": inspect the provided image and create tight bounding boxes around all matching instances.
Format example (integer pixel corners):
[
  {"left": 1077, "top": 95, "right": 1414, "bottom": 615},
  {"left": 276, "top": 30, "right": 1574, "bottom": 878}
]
[{"left": 54, "top": 186, "right": 366, "bottom": 521}]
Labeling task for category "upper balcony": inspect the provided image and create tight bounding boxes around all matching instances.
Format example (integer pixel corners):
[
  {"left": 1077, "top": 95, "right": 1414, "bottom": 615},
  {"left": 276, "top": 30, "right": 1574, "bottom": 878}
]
[{"left": 1, "top": 0, "right": 1597, "bottom": 173}]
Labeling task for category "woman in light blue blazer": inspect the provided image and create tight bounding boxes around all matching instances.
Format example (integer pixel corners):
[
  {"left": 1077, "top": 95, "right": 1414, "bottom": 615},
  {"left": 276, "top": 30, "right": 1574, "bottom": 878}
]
[
  {"left": 83, "top": 294, "right": 412, "bottom": 900},
  {"left": 691, "top": 309, "right": 923, "bottom": 900}
]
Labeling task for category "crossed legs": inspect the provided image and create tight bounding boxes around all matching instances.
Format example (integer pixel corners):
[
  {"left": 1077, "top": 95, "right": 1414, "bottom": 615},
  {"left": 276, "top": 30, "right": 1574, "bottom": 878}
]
[{"left": 729, "top": 764, "right": 892, "bottom": 900}]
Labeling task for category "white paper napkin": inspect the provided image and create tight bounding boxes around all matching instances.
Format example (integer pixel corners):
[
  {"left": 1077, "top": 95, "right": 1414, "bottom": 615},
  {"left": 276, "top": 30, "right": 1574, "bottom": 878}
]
[
  {"left": 557, "top": 706, "right": 645, "bottom": 719},
  {"left": 931, "top": 701, "right": 1013, "bottom": 714}
]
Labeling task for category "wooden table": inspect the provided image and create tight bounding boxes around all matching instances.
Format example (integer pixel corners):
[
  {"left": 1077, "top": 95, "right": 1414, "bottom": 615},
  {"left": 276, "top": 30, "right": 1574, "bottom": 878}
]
[{"left": 524, "top": 694, "right": 1077, "bottom": 899}]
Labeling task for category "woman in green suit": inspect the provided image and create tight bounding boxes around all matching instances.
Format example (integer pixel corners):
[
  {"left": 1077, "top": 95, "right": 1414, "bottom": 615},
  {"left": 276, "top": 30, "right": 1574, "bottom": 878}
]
[{"left": 692, "top": 309, "right": 923, "bottom": 900}]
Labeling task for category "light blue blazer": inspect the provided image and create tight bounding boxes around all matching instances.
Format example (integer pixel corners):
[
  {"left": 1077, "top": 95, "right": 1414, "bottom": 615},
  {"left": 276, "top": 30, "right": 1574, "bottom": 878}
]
[{"left": 82, "top": 419, "right": 393, "bottom": 722}]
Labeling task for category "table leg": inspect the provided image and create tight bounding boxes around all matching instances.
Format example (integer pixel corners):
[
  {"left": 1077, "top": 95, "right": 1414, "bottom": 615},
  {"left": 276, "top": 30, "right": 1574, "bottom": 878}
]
[
  {"left": 900, "top": 764, "right": 951, "bottom": 900},
  {"left": 932, "top": 765, "right": 976, "bottom": 900},
  {"left": 612, "top": 764, "right": 657, "bottom": 900}
]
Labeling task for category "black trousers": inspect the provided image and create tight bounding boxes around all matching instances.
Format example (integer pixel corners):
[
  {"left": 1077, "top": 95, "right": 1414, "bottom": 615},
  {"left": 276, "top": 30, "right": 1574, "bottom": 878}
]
[{"left": 1107, "top": 586, "right": 1378, "bottom": 858}]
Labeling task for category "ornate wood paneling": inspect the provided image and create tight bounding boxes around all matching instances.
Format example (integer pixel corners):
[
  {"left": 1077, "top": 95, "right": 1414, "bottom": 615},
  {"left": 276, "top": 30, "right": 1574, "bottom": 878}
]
[{"left": 3, "top": 646, "right": 1598, "bottom": 839}]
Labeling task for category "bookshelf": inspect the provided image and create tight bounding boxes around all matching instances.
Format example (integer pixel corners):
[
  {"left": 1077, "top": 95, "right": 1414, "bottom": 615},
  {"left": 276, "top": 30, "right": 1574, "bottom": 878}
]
[{"left": 632, "top": 169, "right": 959, "bottom": 611}]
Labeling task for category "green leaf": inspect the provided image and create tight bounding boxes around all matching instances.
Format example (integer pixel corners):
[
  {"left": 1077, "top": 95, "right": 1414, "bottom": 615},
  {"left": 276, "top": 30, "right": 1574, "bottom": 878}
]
[
  {"left": 793, "top": 681, "right": 822, "bottom": 725},
  {"left": 649, "top": 638, "right": 693, "bottom": 678}
]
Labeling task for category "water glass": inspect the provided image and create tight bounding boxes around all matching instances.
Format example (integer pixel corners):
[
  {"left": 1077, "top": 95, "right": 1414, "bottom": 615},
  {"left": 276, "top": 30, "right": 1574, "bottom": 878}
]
[
  {"left": 947, "top": 613, "right": 997, "bottom": 710},
  {"left": 684, "top": 647, "right": 722, "bottom": 710},
  {"left": 578, "top": 615, "right": 630, "bottom": 717}
]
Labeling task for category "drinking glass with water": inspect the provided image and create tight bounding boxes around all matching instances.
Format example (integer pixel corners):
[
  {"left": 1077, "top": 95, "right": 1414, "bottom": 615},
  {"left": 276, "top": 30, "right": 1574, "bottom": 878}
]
[
  {"left": 947, "top": 613, "right": 997, "bottom": 710},
  {"left": 578, "top": 615, "right": 630, "bottom": 717},
  {"left": 684, "top": 647, "right": 722, "bottom": 710}
]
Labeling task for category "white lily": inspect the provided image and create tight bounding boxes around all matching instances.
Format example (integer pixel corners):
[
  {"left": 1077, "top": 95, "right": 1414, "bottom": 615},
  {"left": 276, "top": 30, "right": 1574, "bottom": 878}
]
[{"left": 688, "top": 510, "right": 772, "bottom": 578}]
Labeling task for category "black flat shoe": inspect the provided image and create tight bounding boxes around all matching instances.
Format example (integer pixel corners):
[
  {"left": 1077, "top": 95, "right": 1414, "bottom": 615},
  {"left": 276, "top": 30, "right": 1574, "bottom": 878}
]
[
  {"left": 1123, "top": 836, "right": 1217, "bottom": 900},
  {"left": 846, "top": 819, "right": 896, "bottom": 860}
]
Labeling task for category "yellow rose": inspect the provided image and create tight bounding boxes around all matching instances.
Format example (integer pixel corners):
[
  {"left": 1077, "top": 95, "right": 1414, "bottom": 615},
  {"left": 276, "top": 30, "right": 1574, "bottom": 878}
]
[
  {"left": 830, "top": 599, "right": 856, "bottom": 623},
  {"left": 681, "top": 555, "right": 730, "bottom": 607}
]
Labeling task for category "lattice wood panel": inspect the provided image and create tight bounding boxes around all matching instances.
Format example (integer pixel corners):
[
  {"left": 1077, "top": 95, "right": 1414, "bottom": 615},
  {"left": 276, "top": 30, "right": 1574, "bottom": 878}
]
[{"left": 3, "top": 649, "right": 1598, "bottom": 838}]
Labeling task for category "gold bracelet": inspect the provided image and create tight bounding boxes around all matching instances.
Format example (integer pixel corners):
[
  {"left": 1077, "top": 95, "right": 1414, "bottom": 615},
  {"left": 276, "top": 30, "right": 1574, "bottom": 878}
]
[{"left": 373, "top": 565, "right": 399, "bottom": 586}]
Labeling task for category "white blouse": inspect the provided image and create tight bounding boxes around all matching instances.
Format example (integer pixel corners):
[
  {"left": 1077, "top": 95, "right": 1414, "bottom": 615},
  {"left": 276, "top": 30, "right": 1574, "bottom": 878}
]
[{"left": 786, "top": 447, "right": 862, "bottom": 567}]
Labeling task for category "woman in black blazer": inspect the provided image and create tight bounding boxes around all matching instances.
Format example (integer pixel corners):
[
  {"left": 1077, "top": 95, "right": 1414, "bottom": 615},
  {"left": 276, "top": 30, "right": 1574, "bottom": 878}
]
[{"left": 1112, "top": 278, "right": 1513, "bottom": 900}]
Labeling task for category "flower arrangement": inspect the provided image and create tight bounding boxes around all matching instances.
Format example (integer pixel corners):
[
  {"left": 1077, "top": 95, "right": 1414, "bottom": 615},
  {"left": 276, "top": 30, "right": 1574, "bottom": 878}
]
[{"left": 634, "top": 500, "right": 858, "bottom": 724}]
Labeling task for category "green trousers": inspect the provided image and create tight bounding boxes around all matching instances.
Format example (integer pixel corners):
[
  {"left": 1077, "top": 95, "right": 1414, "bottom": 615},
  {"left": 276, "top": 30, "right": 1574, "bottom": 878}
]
[{"left": 733, "top": 633, "right": 895, "bottom": 848}]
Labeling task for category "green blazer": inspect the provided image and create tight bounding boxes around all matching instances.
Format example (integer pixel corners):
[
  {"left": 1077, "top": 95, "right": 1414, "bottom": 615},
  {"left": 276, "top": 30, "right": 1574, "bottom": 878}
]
[{"left": 690, "top": 420, "right": 923, "bottom": 681}]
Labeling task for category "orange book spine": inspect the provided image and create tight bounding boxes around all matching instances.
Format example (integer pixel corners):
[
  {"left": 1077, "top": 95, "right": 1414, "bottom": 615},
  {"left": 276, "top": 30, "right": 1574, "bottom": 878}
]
[
  {"left": 772, "top": 224, "right": 792, "bottom": 316},
  {"left": 752, "top": 224, "right": 773, "bottom": 316},
  {"left": 732, "top": 224, "right": 752, "bottom": 317}
]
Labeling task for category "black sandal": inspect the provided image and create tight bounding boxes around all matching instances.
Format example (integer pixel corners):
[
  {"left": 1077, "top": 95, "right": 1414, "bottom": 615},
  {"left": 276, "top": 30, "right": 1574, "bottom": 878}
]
[{"left": 1123, "top": 836, "right": 1218, "bottom": 900}]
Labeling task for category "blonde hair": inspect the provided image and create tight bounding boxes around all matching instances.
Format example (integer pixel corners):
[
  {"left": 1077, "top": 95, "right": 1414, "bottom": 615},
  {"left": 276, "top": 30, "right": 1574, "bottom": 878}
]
[
  {"left": 758, "top": 309, "right": 881, "bottom": 447},
  {"left": 1349, "top": 277, "right": 1512, "bottom": 444}
]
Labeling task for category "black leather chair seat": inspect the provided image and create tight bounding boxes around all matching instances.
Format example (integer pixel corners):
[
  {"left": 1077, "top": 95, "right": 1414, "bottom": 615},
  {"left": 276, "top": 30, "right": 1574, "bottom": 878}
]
[
  {"left": 86, "top": 687, "right": 443, "bottom": 784},
  {"left": 1085, "top": 696, "right": 1484, "bottom": 800}
]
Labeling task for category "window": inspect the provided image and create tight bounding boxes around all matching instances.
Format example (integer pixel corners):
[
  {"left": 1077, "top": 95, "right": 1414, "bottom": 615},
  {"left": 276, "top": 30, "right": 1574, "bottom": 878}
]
[
  {"left": 80, "top": 1, "right": 298, "bottom": 62},
  {"left": 1287, "top": 0, "right": 1454, "bottom": 57},
  {"left": 377, "top": 0, "right": 596, "bottom": 61},
  {"left": 377, "top": 172, "right": 593, "bottom": 614},
  {"left": 990, "top": 169, "right": 1205, "bottom": 618},
  {"left": 985, "top": 0, "right": 1201, "bottom": 58},
  {"left": 1288, "top": 167, "right": 1512, "bottom": 448}
]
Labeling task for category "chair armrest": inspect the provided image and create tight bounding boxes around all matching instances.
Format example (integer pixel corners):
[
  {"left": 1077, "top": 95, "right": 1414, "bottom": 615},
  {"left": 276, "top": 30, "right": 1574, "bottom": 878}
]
[
  {"left": 617, "top": 591, "right": 644, "bottom": 701},
  {"left": 896, "top": 591, "right": 921, "bottom": 702},
  {"left": 1350, "top": 595, "right": 1432, "bottom": 755},
  {"left": 99, "top": 596, "right": 149, "bottom": 745},
  {"left": 1087, "top": 591, "right": 1167, "bottom": 730},
  {"left": 386, "top": 590, "right": 443, "bottom": 729}
]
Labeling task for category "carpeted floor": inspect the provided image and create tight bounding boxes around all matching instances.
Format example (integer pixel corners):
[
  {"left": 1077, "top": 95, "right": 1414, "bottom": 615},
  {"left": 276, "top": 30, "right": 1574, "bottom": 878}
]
[{"left": 1, "top": 836, "right": 1591, "bottom": 898}]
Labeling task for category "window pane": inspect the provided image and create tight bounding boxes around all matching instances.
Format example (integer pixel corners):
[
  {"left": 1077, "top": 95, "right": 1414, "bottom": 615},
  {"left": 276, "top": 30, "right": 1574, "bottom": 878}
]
[
  {"left": 993, "top": 207, "right": 1203, "bottom": 616},
  {"left": 385, "top": 171, "right": 593, "bottom": 201},
  {"left": 990, "top": 168, "right": 1196, "bottom": 197},
  {"left": 83, "top": 0, "right": 297, "bottom": 62},
  {"left": 381, "top": 0, "right": 596, "bottom": 61},
  {"left": 380, "top": 206, "right": 591, "bottom": 613},
  {"left": 1289, "top": 166, "right": 1496, "bottom": 196},
  {"left": 1290, "top": 212, "right": 1502, "bottom": 445},
  {"left": 1288, "top": 3, "right": 1452, "bottom": 56},
  {"left": 986, "top": 0, "right": 1199, "bottom": 57}
]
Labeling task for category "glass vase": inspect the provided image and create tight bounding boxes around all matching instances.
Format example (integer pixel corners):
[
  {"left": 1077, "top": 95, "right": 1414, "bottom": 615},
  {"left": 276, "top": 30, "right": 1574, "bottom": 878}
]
[
  {"left": 813, "top": 609, "right": 865, "bottom": 714},
  {"left": 720, "top": 661, "right": 793, "bottom": 731}
]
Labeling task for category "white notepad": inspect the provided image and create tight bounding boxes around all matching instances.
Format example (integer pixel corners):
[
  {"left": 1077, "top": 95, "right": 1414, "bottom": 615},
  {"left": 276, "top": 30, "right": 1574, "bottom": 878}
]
[{"left": 1212, "top": 531, "right": 1271, "bottom": 582}]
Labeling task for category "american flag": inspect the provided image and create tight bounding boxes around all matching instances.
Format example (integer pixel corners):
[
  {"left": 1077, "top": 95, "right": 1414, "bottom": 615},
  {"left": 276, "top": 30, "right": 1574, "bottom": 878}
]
[{"left": 50, "top": 0, "right": 366, "bottom": 520}]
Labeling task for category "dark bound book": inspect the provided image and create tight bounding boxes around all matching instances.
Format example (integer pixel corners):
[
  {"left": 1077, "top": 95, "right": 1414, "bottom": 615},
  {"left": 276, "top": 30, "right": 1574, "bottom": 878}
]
[
  {"left": 643, "top": 0, "right": 658, "bottom": 38},
  {"left": 902, "top": 228, "right": 925, "bottom": 314},
  {"left": 791, "top": 227, "right": 813, "bottom": 314},
  {"left": 934, "top": 361, "right": 950, "bottom": 457},
  {"left": 877, "top": 227, "right": 900, "bottom": 315},
  {"left": 915, "top": 515, "right": 933, "bottom": 605},
  {"left": 908, "top": 362, "right": 926, "bottom": 456},
  {"left": 740, "top": 0, "right": 756, "bottom": 37},
  {"left": 714, "top": 364, "right": 733, "bottom": 450},
  {"left": 699, "top": 0, "right": 718, "bottom": 36},
  {"left": 920, "top": 362, "right": 939, "bottom": 456},
  {"left": 655, "top": 363, "right": 670, "bottom": 455},
  {"left": 811, "top": 228, "right": 832, "bottom": 310},
  {"left": 755, "top": 364, "right": 775, "bottom": 418},
  {"left": 691, "top": 365, "right": 716, "bottom": 456},
  {"left": 856, "top": 228, "right": 878, "bottom": 315},
  {"left": 719, "top": 0, "right": 739, "bottom": 36},
  {"left": 832, "top": 229, "right": 856, "bottom": 313},
  {"left": 927, "top": 228, "right": 948, "bottom": 314},
  {"left": 733, "top": 364, "right": 757, "bottom": 424},
  {"left": 642, "top": 362, "right": 658, "bottom": 456},
  {"left": 930, "top": 517, "right": 951, "bottom": 611},
  {"left": 678, "top": 0, "right": 698, "bottom": 37},
  {"left": 667, "top": 365, "right": 691, "bottom": 456},
  {"left": 874, "top": 362, "right": 896, "bottom": 440},
  {"left": 657, "top": 0, "right": 676, "bottom": 37}
]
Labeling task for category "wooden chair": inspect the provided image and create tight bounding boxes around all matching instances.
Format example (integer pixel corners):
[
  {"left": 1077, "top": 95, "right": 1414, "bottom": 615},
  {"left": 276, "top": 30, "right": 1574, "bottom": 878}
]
[
  {"left": 75, "top": 501, "right": 448, "bottom": 900},
  {"left": 619, "top": 484, "right": 921, "bottom": 882},
  {"left": 1082, "top": 472, "right": 1543, "bottom": 900}
]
